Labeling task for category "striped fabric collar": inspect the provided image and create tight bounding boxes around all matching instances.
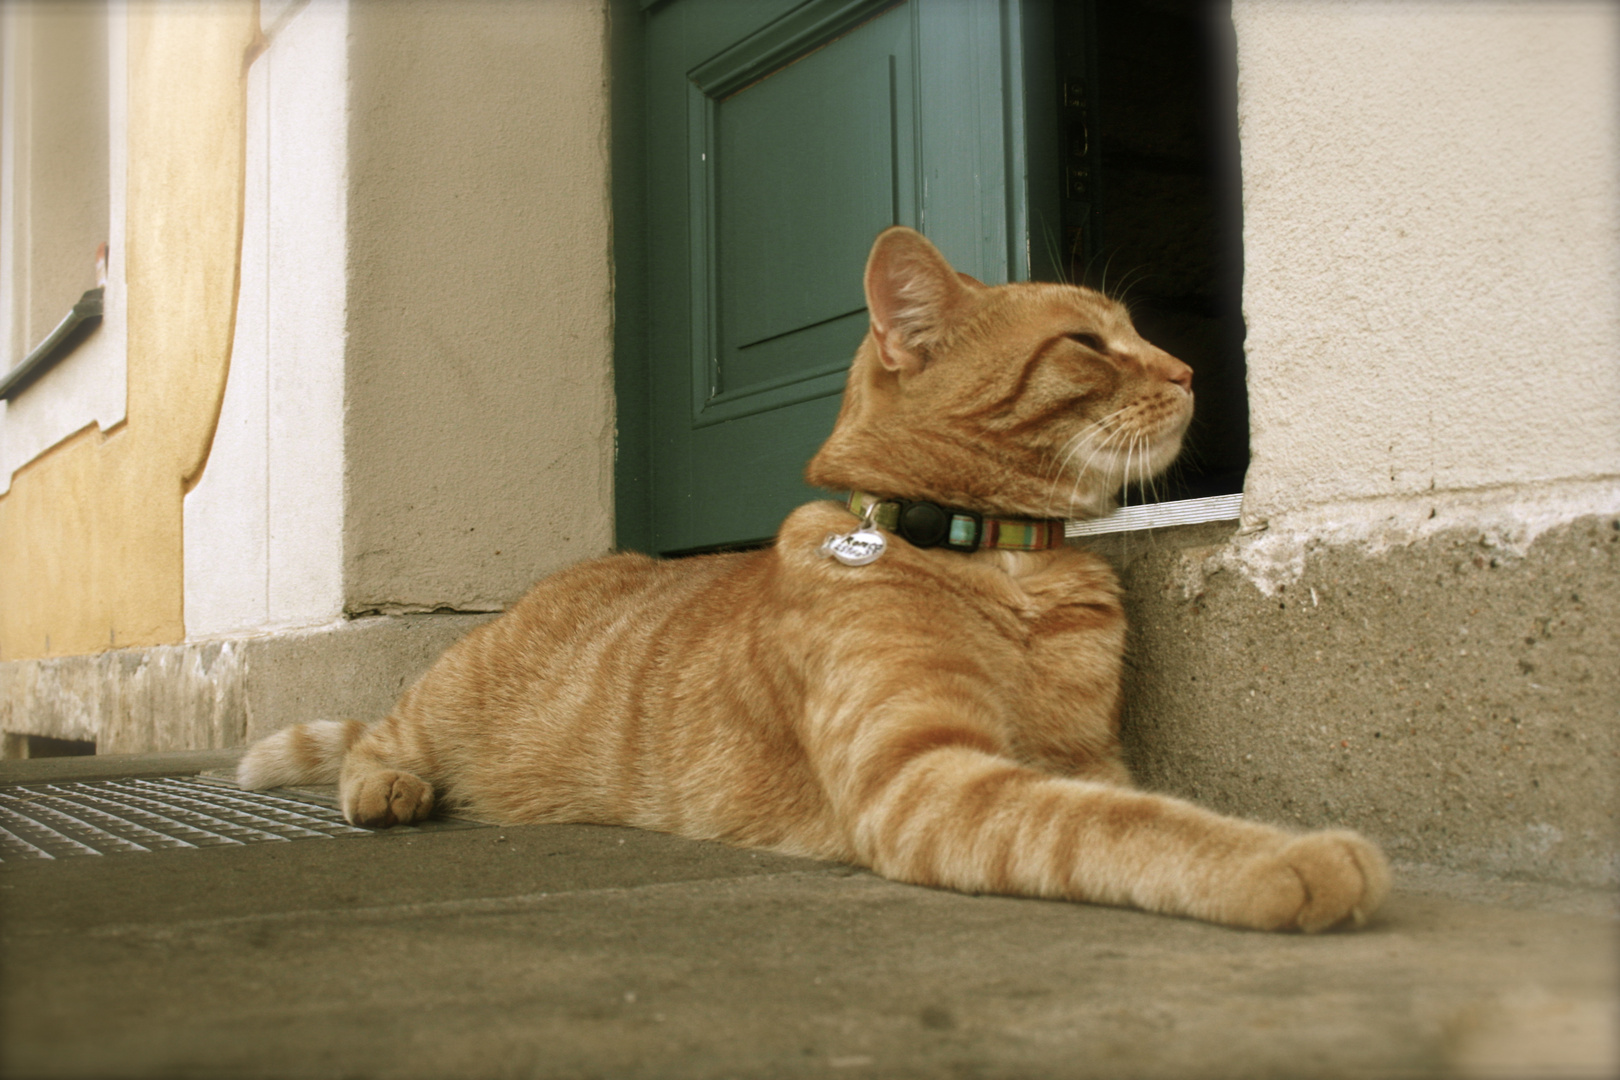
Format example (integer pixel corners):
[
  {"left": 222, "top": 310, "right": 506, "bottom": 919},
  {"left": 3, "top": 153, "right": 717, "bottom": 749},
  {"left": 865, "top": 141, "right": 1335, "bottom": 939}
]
[{"left": 846, "top": 492, "right": 1065, "bottom": 553}]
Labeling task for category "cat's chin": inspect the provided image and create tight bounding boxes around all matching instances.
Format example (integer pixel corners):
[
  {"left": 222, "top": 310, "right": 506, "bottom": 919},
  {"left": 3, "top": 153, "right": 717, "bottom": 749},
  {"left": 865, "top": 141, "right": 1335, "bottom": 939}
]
[
  {"left": 1056, "top": 433, "right": 1184, "bottom": 518},
  {"left": 1138, "top": 431, "right": 1187, "bottom": 480}
]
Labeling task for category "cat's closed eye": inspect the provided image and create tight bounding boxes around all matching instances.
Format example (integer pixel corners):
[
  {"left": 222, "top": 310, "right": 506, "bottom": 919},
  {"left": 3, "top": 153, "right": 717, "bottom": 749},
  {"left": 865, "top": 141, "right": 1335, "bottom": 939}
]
[{"left": 1066, "top": 332, "right": 1107, "bottom": 353}]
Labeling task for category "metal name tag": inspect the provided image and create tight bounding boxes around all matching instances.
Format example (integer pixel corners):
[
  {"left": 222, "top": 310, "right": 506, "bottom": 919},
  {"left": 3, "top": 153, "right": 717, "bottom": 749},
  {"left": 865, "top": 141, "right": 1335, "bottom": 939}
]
[{"left": 820, "top": 528, "right": 886, "bottom": 567}]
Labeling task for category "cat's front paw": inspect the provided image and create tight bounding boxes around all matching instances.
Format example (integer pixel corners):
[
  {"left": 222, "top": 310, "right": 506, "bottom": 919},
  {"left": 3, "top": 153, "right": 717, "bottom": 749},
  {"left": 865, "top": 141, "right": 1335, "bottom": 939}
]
[
  {"left": 1233, "top": 830, "right": 1391, "bottom": 932},
  {"left": 343, "top": 770, "right": 434, "bottom": 828}
]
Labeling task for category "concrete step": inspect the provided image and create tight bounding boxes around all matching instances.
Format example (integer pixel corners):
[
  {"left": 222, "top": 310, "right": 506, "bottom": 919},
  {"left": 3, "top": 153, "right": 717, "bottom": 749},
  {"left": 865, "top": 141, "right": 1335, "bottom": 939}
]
[{"left": 2, "top": 753, "right": 1615, "bottom": 1079}]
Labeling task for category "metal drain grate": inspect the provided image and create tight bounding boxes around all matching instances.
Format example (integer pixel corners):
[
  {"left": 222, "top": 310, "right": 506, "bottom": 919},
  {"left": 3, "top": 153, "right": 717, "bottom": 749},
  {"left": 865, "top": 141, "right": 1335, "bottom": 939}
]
[{"left": 0, "top": 776, "right": 369, "bottom": 861}]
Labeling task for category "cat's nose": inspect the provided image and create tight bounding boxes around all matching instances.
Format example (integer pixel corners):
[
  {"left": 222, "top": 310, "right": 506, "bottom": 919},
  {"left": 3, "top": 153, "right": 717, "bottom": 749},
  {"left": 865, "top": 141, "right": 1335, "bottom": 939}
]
[{"left": 1144, "top": 350, "right": 1193, "bottom": 391}]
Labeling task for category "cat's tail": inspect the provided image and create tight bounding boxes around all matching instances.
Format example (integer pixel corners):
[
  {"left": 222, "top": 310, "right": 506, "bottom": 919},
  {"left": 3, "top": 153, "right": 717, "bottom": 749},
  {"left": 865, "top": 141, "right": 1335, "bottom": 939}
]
[{"left": 236, "top": 719, "right": 369, "bottom": 789}]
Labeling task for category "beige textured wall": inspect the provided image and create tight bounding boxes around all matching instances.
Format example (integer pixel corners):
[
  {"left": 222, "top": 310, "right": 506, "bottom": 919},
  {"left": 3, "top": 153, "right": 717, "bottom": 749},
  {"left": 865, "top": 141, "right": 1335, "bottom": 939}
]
[
  {"left": 1233, "top": 1, "right": 1620, "bottom": 524},
  {"left": 342, "top": 0, "right": 615, "bottom": 614},
  {"left": 0, "top": 3, "right": 253, "bottom": 662}
]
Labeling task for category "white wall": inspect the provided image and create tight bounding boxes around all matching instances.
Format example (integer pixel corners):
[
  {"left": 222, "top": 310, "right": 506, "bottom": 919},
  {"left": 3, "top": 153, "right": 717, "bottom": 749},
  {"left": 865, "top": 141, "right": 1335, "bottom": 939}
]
[
  {"left": 183, "top": 0, "right": 346, "bottom": 638},
  {"left": 0, "top": 1, "right": 128, "bottom": 497},
  {"left": 1233, "top": 1, "right": 1619, "bottom": 545}
]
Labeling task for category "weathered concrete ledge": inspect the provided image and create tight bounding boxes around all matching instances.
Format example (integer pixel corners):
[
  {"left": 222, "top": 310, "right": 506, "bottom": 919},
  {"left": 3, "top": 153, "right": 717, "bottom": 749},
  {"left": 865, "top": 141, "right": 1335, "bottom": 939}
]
[
  {"left": 0, "top": 613, "right": 494, "bottom": 755},
  {"left": 1093, "top": 513, "right": 1618, "bottom": 888},
  {"left": 2, "top": 516, "right": 1614, "bottom": 888}
]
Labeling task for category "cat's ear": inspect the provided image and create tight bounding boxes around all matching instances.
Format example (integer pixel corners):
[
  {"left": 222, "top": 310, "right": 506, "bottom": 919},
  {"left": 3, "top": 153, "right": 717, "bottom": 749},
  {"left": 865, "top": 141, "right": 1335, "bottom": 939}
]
[{"left": 864, "top": 226, "right": 971, "bottom": 374}]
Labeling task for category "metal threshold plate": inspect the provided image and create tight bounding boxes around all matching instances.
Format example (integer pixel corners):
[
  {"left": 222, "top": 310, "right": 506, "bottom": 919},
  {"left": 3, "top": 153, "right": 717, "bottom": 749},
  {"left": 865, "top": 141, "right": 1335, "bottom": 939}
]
[
  {"left": 0, "top": 776, "right": 372, "bottom": 861},
  {"left": 1065, "top": 492, "right": 1243, "bottom": 537}
]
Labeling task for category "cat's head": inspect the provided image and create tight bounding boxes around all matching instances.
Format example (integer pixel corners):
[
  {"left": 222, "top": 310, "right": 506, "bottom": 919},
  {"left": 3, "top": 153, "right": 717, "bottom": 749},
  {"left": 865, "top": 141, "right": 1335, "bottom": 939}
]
[{"left": 806, "top": 226, "right": 1194, "bottom": 520}]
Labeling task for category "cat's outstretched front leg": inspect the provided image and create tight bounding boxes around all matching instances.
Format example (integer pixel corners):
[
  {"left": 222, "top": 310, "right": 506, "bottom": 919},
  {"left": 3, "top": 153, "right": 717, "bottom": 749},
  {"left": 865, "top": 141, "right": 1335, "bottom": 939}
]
[{"left": 818, "top": 707, "right": 1389, "bottom": 931}]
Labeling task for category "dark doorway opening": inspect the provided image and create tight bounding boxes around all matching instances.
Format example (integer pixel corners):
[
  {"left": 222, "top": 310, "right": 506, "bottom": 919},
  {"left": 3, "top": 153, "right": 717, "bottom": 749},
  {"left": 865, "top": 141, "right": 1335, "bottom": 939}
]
[{"left": 1053, "top": 0, "right": 1248, "bottom": 505}]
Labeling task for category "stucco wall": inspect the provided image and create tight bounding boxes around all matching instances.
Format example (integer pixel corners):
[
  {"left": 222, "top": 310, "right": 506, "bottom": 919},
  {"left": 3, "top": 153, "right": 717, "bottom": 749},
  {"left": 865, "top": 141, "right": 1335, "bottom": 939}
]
[
  {"left": 1232, "top": 1, "right": 1619, "bottom": 534},
  {"left": 184, "top": 0, "right": 348, "bottom": 639},
  {"left": 0, "top": 3, "right": 253, "bottom": 662},
  {"left": 342, "top": 0, "right": 616, "bottom": 614}
]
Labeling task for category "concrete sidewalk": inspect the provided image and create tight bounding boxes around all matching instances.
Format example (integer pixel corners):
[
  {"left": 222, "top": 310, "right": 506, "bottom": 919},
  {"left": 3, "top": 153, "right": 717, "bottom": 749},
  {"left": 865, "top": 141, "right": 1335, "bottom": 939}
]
[{"left": 2, "top": 754, "right": 1615, "bottom": 1080}]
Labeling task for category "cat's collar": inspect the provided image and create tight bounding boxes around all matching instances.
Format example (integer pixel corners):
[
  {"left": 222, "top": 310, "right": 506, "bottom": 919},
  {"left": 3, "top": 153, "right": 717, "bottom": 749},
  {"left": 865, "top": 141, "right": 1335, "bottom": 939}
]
[{"left": 846, "top": 492, "right": 1065, "bottom": 553}]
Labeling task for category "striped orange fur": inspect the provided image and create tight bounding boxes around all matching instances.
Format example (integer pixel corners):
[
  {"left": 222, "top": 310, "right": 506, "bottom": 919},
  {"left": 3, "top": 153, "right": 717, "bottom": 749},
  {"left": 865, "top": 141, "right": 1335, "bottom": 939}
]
[{"left": 238, "top": 227, "right": 1388, "bottom": 931}]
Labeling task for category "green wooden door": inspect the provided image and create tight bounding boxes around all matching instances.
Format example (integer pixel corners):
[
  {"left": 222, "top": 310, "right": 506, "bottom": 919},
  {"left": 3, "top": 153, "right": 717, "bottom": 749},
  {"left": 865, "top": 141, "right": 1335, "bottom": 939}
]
[{"left": 618, "top": 0, "right": 1054, "bottom": 554}]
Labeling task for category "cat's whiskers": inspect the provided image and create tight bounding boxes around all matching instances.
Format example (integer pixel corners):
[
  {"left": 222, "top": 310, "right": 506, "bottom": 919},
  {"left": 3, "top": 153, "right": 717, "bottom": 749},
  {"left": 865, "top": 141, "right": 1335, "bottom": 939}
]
[
  {"left": 1118, "top": 433, "right": 1139, "bottom": 562},
  {"left": 1121, "top": 430, "right": 1166, "bottom": 516},
  {"left": 1097, "top": 248, "right": 1121, "bottom": 299},
  {"left": 1040, "top": 430, "right": 1090, "bottom": 503},
  {"left": 1064, "top": 421, "right": 1133, "bottom": 516},
  {"left": 1109, "top": 266, "right": 1155, "bottom": 314},
  {"left": 1040, "top": 408, "right": 1131, "bottom": 516},
  {"left": 1059, "top": 425, "right": 1118, "bottom": 500},
  {"left": 1143, "top": 436, "right": 1164, "bottom": 507},
  {"left": 1121, "top": 435, "right": 1137, "bottom": 512},
  {"left": 1080, "top": 419, "right": 1132, "bottom": 483},
  {"left": 1135, "top": 434, "right": 1151, "bottom": 500},
  {"left": 1055, "top": 407, "right": 1129, "bottom": 470}
]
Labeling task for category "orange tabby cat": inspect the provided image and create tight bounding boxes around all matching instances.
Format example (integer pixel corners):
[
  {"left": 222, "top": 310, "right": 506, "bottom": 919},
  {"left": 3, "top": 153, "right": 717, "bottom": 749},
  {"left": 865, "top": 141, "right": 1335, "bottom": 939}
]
[{"left": 239, "top": 226, "right": 1388, "bottom": 932}]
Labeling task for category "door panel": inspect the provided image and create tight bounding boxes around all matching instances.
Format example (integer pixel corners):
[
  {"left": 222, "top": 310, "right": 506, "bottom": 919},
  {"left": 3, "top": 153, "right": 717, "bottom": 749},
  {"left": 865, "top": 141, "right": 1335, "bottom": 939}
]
[
  {"left": 691, "top": 1, "right": 913, "bottom": 429},
  {"left": 711, "top": 23, "right": 900, "bottom": 387},
  {"left": 633, "top": 0, "right": 1043, "bottom": 554}
]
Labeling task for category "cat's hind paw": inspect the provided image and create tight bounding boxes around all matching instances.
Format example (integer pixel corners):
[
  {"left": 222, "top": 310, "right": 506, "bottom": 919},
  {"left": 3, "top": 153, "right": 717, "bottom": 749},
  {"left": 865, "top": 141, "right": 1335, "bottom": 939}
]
[
  {"left": 343, "top": 769, "right": 435, "bottom": 828},
  {"left": 1235, "top": 830, "right": 1392, "bottom": 932}
]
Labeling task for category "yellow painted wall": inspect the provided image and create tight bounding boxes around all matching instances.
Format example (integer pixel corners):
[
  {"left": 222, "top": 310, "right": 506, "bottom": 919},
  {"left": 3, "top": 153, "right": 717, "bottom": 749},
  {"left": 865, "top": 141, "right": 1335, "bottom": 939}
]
[{"left": 0, "top": 2, "right": 254, "bottom": 662}]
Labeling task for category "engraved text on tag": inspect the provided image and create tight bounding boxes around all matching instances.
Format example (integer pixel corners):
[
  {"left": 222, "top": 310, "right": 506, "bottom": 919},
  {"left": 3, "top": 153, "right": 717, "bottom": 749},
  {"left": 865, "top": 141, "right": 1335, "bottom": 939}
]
[{"left": 820, "top": 528, "right": 886, "bottom": 566}]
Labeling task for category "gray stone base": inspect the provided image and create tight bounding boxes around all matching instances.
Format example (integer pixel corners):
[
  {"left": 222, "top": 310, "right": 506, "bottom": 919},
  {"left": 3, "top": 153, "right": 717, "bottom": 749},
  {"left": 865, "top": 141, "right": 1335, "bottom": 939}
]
[
  {"left": 2, "top": 516, "right": 1614, "bottom": 887},
  {"left": 1090, "top": 514, "right": 1618, "bottom": 888},
  {"left": 0, "top": 613, "right": 494, "bottom": 756}
]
